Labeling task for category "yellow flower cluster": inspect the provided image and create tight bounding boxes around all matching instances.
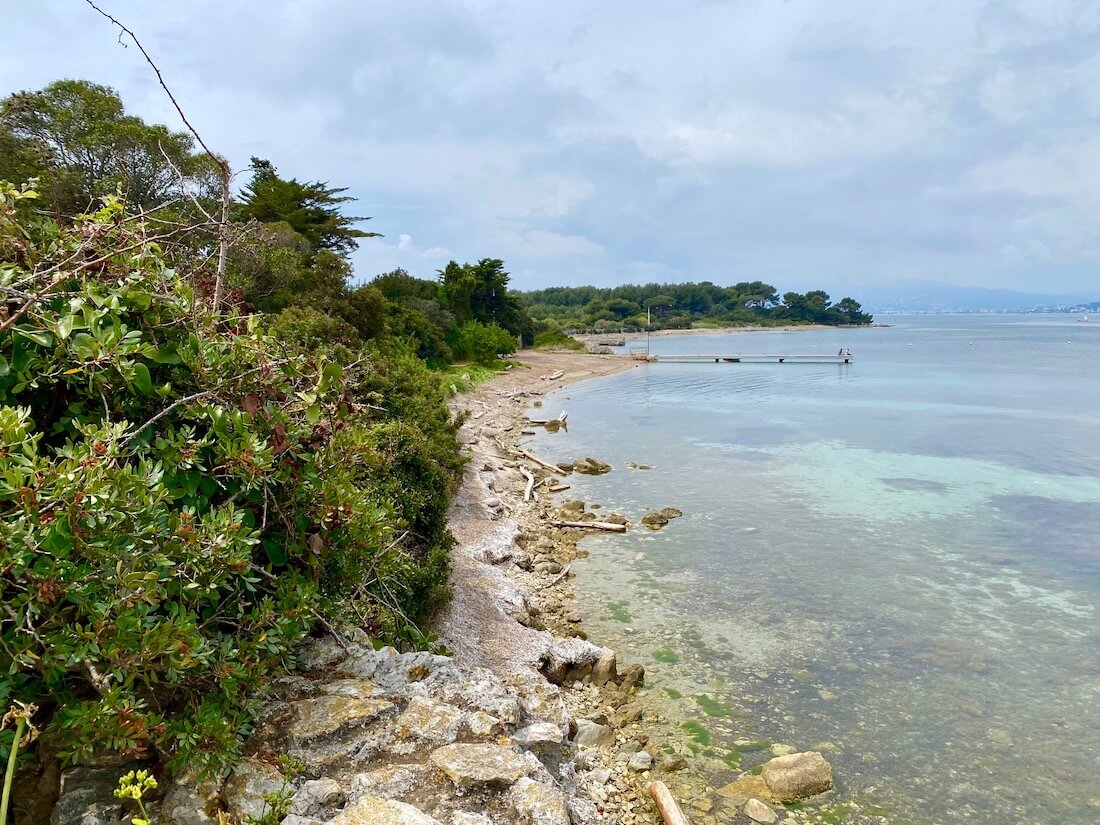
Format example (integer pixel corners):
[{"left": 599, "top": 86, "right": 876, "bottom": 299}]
[{"left": 114, "top": 769, "right": 158, "bottom": 801}]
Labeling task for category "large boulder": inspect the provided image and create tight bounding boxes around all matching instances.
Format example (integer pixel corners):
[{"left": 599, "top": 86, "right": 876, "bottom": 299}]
[
  {"left": 761, "top": 751, "right": 833, "bottom": 801},
  {"left": 429, "top": 743, "right": 530, "bottom": 790}
]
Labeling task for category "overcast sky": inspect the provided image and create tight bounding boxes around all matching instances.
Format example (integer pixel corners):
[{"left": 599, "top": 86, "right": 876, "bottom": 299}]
[{"left": 5, "top": 1, "right": 1100, "bottom": 295}]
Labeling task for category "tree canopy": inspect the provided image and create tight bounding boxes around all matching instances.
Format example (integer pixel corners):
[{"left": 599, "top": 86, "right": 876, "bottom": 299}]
[
  {"left": 237, "top": 157, "right": 379, "bottom": 254},
  {"left": 0, "top": 79, "right": 218, "bottom": 214}
]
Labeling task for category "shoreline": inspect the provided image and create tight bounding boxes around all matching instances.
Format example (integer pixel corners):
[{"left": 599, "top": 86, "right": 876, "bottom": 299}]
[
  {"left": 573, "top": 324, "right": 831, "bottom": 346},
  {"left": 438, "top": 348, "right": 888, "bottom": 825}
]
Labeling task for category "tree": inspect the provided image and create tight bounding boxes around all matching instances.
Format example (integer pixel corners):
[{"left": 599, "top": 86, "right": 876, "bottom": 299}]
[
  {"left": 0, "top": 79, "right": 217, "bottom": 214},
  {"left": 238, "top": 157, "right": 379, "bottom": 254},
  {"left": 833, "top": 297, "right": 873, "bottom": 324}
]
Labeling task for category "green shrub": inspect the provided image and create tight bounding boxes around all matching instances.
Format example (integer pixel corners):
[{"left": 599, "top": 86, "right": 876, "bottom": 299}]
[
  {"left": 532, "top": 329, "right": 585, "bottom": 351},
  {"left": 447, "top": 320, "right": 517, "bottom": 365},
  {"left": 0, "top": 182, "right": 460, "bottom": 777}
]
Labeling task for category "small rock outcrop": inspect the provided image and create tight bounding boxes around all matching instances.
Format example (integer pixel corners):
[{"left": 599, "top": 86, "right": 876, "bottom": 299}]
[
  {"left": 430, "top": 743, "right": 531, "bottom": 790},
  {"left": 760, "top": 750, "right": 834, "bottom": 801}
]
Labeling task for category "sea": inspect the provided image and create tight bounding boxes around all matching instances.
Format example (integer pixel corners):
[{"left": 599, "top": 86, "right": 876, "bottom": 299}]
[{"left": 527, "top": 315, "right": 1100, "bottom": 825}]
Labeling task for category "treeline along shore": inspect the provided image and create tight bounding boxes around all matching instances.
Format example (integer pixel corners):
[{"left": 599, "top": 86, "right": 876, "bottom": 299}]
[{"left": 1, "top": 77, "right": 872, "bottom": 825}]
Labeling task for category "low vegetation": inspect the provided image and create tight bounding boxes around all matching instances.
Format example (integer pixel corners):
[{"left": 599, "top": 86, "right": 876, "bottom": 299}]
[{"left": 520, "top": 282, "right": 872, "bottom": 331}]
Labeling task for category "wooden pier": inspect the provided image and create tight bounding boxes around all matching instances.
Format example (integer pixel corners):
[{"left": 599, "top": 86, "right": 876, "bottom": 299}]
[{"left": 630, "top": 351, "right": 853, "bottom": 364}]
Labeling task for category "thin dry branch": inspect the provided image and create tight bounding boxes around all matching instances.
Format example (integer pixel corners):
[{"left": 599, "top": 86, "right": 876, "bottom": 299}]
[{"left": 84, "top": 0, "right": 231, "bottom": 311}]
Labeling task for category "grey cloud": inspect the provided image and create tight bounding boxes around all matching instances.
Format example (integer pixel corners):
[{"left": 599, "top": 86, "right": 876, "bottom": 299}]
[{"left": 6, "top": 0, "right": 1100, "bottom": 294}]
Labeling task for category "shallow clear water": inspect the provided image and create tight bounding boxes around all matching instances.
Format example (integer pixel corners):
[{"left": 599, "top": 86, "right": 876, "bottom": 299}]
[{"left": 529, "top": 316, "right": 1100, "bottom": 825}]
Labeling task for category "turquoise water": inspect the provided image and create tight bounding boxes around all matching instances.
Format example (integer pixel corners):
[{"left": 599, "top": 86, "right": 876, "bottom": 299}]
[{"left": 529, "top": 316, "right": 1100, "bottom": 825}]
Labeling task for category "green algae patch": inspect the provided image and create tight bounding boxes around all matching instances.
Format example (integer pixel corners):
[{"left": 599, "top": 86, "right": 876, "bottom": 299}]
[
  {"left": 607, "top": 601, "right": 633, "bottom": 623},
  {"left": 663, "top": 687, "right": 683, "bottom": 699},
  {"left": 694, "top": 694, "right": 733, "bottom": 717},
  {"left": 682, "top": 720, "right": 711, "bottom": 746},
  {"left": 722, "top": 749, "right": 742, "bottom": 769},
  {"left": 653, "top": 648, "right": 681, "bottom": 663}
]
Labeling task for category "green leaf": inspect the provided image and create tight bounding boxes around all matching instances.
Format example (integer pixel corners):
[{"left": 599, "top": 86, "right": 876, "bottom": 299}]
[
  {"left": 318, "top": 362, "right": 343, "bottom": 392},
  {"left": 153, "top": 344, "right": 182, "bottom": 364},
  {"left": 132, "top": 363, "right": 153, "bottom": 395},
  {"left": 0, "top": 354, "right": 8, "bottom": 377},
  {"left": 262, "top": 540, "right": 288, "bottom": 567},
  {"left": 305, "top": 404, "right": 321, "bottom": 425},
  {"left": 14, "top": 327, "right": 54, "bottom": 347},
  {"left": 57, "top": 315, "right": 77, "bottom": 340}
]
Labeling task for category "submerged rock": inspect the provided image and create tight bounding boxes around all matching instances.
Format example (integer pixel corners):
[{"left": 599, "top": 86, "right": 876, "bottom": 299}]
[
  {"left": 640, "top": 512, "right": 669, "bottom": 529},
  {"left": 744, "top": 797, "right": 778, "bottom": 824},
  {"left": 573, "top": 457, "right": 612, "bottom": 476},
  {"left": 761, "top": 751, "right": 833, "bottom": 801},
  {"left": 429, "top": 743, "right": 529, "bottom": 789},
  {"left": 658, "top": 507, "right": 683, "bottom": 519}
]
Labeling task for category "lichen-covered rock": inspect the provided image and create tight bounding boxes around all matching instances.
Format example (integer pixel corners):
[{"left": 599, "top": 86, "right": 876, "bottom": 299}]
[
  {"left": 320, "top": 678, "right": 376, "bottom": 699},
  {"left": 463, "top": 710, "right": 504, "bottom": 738},
  {"left": 658, "top": 507, "right": 683, "bottom": 519},
  {"left": 511, "top": 722, "right": 564, "bottom": 754},
  {"left": 281, "top": 816, "right": 322, "bottom": 825},
  {"left": 395, "top": 696, "right": 464, "bottom": 743},
  {"left": 505, "top": 777, "right": 570, "bottom": 825},
  {"left": 348, "top": 765, "right": 434, "bottom": 802},
  {"left": 157, "top": 772, "right": 220, "bottom": 825},
  {"left": 450, "top": 814, "right": 496, "bottom": 825},
  {"left": 640, "top": 512, "right": 668, "bottom": 529},
  {"left": 288, "top": 778, "right": 344, "bottom": 817},
  {"left": 289, "top": 696, "right": 394, "bottom": 744},
  {"left": 223, "top": 759, "right": 286, "bottom": 820},
  {"left": 429, "top": 743, "right": 530, "bottom": 789},
  {"left": 53, "top": 766, "right": 132, "bottom": 825},
  {"left": 329, "top": 795, "right": 443, "bottom": 825},
  {"left": 760, "top": 751, "right": 833, "bottom": 801}
]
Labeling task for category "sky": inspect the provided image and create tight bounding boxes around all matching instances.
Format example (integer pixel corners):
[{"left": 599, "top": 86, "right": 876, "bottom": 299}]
[{"left": 5, "top": 0, "right": 1100, "bottom": 296}]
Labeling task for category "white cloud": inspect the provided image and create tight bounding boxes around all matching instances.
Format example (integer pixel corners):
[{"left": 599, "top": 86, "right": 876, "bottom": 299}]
[{"left": 398, "top": 234, "right": 415, "bottom": 251}]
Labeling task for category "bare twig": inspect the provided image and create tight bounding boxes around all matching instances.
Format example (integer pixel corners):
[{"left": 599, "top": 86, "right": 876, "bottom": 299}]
[{"left": 84, "top": 0, "right": 231, "bottom": 312}]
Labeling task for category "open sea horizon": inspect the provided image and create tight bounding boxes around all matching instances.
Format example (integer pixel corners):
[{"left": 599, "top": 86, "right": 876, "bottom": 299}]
[{"left": 528, "top": 314, "right": 1100, "bottom": 825}]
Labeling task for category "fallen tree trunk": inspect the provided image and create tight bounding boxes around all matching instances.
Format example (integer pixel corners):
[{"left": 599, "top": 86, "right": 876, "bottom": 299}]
[
  {"left": 551, "top": 520, "right": 627, "bottom": 533},
  {"left": 647, "top": 781, "right": 693, "bottom": 825}
]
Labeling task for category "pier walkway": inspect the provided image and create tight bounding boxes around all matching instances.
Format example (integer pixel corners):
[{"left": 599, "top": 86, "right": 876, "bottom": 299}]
[{"left": 629, "top": 350, "right": 853, "bottom": 364}]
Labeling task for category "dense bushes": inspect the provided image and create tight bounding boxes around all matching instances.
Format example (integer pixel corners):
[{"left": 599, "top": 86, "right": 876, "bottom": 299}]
[
  {"left": 0, "top": 183, "right": 461, "bottom": 775},
  {"left": 447, "top": 320, "right": 517, "bottom": 366}
]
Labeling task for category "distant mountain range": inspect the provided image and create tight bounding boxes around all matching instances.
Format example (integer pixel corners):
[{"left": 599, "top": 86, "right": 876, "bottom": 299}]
[{"left": 844, "top": 281, "right": 1100, "bottom": 314}]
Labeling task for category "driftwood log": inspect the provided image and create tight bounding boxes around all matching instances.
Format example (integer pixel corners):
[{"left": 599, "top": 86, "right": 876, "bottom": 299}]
[
  {"left": 647, "top": 781, "right": 692, "bottom": 825},
  {"left": 516, "top": 447, "right": 562, "bottom": 474},
  {"left": 551, "top": 520, "right": 627, "bottom": 533},
  {"left": 520, "top": 466, "right": 536, "bottom": 502}
]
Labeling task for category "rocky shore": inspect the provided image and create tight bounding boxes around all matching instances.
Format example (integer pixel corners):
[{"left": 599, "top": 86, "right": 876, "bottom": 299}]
[{"left": 50, "top": 350, "right": 881, "bottom": 825}]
